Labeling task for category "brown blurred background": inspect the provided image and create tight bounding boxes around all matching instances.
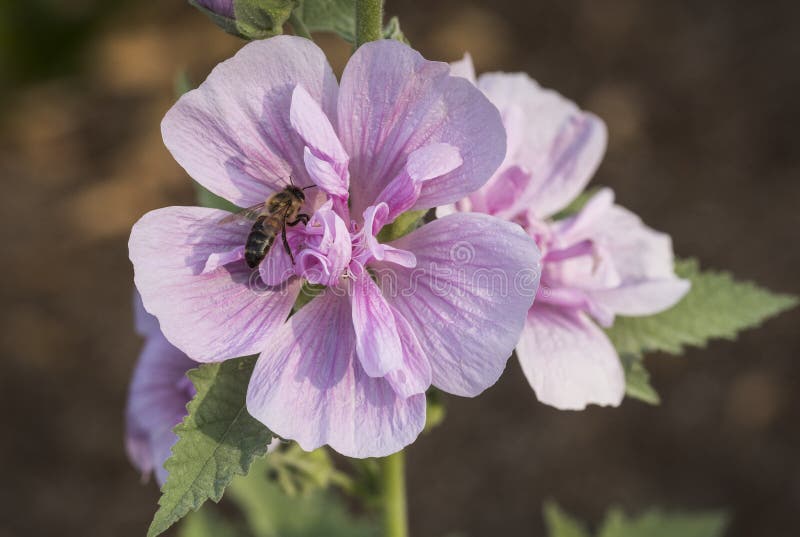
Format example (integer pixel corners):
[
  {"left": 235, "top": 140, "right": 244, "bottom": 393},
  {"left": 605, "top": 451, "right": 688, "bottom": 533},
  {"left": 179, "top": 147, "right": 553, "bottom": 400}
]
[{"left": 1, "top": 1, "right": 798, "bottom": 536}]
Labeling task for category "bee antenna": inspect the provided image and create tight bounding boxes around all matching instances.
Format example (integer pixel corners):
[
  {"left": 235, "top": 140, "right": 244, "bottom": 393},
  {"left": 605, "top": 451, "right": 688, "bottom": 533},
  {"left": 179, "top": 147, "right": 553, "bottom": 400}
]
[{"left": 302, "top": 185, "right": 317, "bottom": 191}]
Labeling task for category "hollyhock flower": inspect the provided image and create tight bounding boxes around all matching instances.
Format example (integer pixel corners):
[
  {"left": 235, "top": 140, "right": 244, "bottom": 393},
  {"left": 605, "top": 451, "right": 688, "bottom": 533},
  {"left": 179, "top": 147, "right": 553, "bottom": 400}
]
[
  {"left": 444, "top": 55, "right": 690, "bottom": 410},
  {"left": 129, "top": 37, "right": 541, "bottom": 457},
  {"left": 125, "top": 293, "right": 197, "bottom": 485}
]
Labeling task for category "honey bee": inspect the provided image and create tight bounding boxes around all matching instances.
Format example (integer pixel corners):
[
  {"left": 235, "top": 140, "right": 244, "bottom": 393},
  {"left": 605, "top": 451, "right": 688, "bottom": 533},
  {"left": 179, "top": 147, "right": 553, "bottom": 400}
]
[{"left": 219, "top": 182, "right": 314, "bottom": 268}]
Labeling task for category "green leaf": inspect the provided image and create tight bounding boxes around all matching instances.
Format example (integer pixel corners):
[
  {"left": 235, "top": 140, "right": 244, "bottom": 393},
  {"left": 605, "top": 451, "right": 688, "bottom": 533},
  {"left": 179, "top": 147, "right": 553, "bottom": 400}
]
[
  {"left": 179, "top": 509, "right": 241, "bottom": 537},
  {"left": 377, "top": 209, "right": 427, "bottom": 243},
  {"left": 194, "top": 183, "right": 240, "bottom": 212},
  {"left": 606, "top": 259, "right": 797, "bottom": 357},
  {"left": 267, "top": 443, "right": 353, "bottom": 497},
  {"left": 148, "top": 357, "right": 273, "bottom": 537},
  {"left": 423, "top": 388, "right": 447, "bottom": 434},
  {"left": 234, "top": 0, "right": 297, "bottom": 39},
  {"left": 299, "top": 0, "right": 356, "bottom": 42},
  {"left": 297, "top": 1, "right": 406, "bottom": 43},
  {"left": 382, "top": 16, "right": 408, "bottom": 43},
  {"left": 621, "top": 354, "right": 660, "bottom": 405},
  {"left": 543, "top": 501, "right": 591, "bottom": 537},
  {"left": 598, "top": 508, "right": 728, "bottom": 537},
  {"left": 229, "top": 457, "right": 378, "bottom": 537}
]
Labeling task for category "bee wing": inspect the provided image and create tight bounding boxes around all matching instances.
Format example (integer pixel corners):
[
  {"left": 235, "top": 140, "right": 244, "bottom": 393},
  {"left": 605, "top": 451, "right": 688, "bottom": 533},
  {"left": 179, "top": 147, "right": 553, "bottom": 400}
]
[{"left": 217, "top": 202, "right": 268, "bottom": 225}]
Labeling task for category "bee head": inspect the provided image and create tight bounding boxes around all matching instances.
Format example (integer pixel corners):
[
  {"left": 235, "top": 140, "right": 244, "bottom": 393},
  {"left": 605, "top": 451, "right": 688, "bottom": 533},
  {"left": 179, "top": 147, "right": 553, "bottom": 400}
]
[{"left": 287, "top": 185, "right": 306, "bottom": 201}]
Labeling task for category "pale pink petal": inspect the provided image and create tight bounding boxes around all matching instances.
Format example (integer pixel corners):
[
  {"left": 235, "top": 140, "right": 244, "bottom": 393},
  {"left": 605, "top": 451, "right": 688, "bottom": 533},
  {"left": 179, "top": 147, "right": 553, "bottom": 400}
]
[
  {"left": 258, "top": 229, "right": 303, "bottom": 286},
  {"left": 406, "top": 142, "right": 463, "bottom": 183},
  {"left": 125, "top": 331, "right": 196, "bottom": 484},
  {"left": 562, "top": 198, "right": 691, "bottom": 316},
  {"left": 476, "top": 72, "right": 607, "bottom": 219},
  {"left": 161, "top": 37, "right": 339, "bottom": 207},
  {"left": 385, "top": 312, "right": 432, "bottom": 398},
  {"left": 449, "top": 53, "right": 476, "bottom": 83},
  {"left": 296, "top": 201, "right": 352, "bottom": 286},
  {"left": 375, "top": 143, "right": 463, "bottom": 223},
  {"left": 202, "top": 245, "right": 245, "bottom": 274},
  {"left": 553, "top": 187, "right": 615, "bottom": 242},
  {"left": 337, "top": 40, "right": 505, "bottom": 217},
  {"left": 290, "top": 85, "right": 348, "bottom": 165},
  {"left": 303, "top": 147, "right": 349, "bottom": 198},
  {"left": 375, "top": 213, "right": 541, "bottom": 397},
  {"left": 516, "top": 306, "right": 625, "bottom": 410},
  {"left": 589, "top": 279, "right": 690, "bottom": 317},
  {"left": 246, "top": 291, "right": 426, "bottom": 458},
  {"left": 591, "top": 203, "right": 679, "bottom": 281},
  {"left": 350, "top": 264, "right": 404, "bottom": 377},
  {"left": 129, "top": 206, "right": 300, "bottom": 363}
]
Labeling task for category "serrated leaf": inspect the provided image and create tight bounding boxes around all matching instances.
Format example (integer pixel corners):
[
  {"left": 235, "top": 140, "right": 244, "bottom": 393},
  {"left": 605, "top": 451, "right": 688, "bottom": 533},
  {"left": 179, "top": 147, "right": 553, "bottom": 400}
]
[
  {"left": 606, "top": 259, "right": 797, "bottom": 357},
  {"left": 621, "top": 354, "right": 660, "bottom": 405},
  {"left": 598, "top": 508, "right": 728, "bottom": 537},
  {"left": 148, "top": 357, "right": 273, "bottom": 537},
  {"left": 234, "top": 0, "right": 297, "bottom": 39},
  {"left": 543, "top": 501, "right": 591, "bottom": 537}
]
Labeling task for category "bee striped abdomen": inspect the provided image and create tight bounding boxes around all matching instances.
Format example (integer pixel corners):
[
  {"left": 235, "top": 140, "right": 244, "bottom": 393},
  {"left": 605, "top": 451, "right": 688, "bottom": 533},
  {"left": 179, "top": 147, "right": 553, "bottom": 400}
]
[{"left": 244, "top": 215, "right": 281, "bottom": 268}]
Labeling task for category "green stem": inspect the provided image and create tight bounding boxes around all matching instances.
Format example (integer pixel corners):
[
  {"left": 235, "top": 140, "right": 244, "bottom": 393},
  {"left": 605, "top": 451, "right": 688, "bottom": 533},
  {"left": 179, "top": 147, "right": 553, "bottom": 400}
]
[
  {"left": 380, "top": 450, "right": 408, "bottom": 537},
  {"left": 288, "top": 11, "right": 312, "bottom": 39},
  {"left": 355, "top": 0, "right": 384, "bottom": 47}
]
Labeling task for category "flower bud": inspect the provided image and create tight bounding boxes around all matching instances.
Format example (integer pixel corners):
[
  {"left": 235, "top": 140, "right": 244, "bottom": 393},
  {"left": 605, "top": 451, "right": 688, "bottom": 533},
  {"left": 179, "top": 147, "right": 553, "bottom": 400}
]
[{"left": 189, "top": 0, "right": 296, "bottom": 40}]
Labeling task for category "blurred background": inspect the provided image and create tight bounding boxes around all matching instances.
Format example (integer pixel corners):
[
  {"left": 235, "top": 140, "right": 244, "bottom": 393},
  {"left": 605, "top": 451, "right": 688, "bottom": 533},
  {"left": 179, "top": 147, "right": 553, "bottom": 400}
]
[{"left": 1, "top": 0, "right": 798, "bottom": 536}]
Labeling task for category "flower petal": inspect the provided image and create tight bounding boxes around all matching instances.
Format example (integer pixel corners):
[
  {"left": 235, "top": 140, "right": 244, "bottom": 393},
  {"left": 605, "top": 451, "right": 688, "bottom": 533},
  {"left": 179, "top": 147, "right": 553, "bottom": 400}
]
[
  {"left": 385, "top": 311, "right": 432, "bottom": 398},
  {"left": 476, "top": 72, "right": 607, "bottom": 220},
  {"left": 516, "top": 306, "right": 625, "bottom": 410},
  {"left": 337, "top": 40, "right": 505, "bottom": 217},
  {"left": 161, "top": 37, "right": 339, "bottom": 207},
  {"left": 375, "top": 143, "right": 463, "bottom": 223},
  {"left": 350, "top": 264, "right": 404, "bottom": 377},
  {"left": 125, "top": 332, "right": 196, "bottom": 484},
  {"left": 291, "top": 84, "right": 349, "bottom": 168},
  {"left": 246, "top": 290, "right": 426, "bottom": 458},
  {"left": 129, "top": 206, "right": 300, "bottom": 362},
  {"left": 375, "top": 213, "right": 541, "bottom": 397},
  {"left": 303, "top": 147, "right": 349, "bottom": 198},
  {"left": 589, "top": 279, "right": 690, "bottom": 317},
  {"left": 449, "top": 53, "right": 476, "bottom": 83}
]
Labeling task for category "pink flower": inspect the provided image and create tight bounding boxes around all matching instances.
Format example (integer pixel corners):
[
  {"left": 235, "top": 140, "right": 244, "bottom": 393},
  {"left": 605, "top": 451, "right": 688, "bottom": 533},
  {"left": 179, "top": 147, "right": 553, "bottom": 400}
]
[
  {"left": 444, "top": 55, "right": 690, "bottom": 410},
  {"left": 129, "top": 37, "right": 541, "bottom": 457},
  {"left": 125, "top": 294, "right": 196, "bottom": 485}
]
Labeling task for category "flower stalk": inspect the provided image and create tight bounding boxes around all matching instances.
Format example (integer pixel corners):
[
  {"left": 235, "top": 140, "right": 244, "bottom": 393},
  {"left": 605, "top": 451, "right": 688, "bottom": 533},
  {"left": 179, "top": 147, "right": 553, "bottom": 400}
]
[
  {"left": 356, "top": 0, "right": 384, "bottom": 47},
  {"left": 380, "top": 450, "right": 408, "bottom": 537}
]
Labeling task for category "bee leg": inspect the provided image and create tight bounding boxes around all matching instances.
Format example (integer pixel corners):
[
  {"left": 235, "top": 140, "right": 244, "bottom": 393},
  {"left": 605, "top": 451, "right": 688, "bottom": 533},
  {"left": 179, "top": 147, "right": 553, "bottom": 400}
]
[
  {"left": 281, "top": 222, "right": 296, "bottom": 265},
  {"left": 287, "top": 213, "right": 310, "bottom": 227}
]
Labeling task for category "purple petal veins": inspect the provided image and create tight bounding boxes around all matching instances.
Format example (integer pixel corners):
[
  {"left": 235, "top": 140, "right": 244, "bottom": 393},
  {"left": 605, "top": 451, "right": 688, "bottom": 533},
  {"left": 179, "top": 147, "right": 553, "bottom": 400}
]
[
  {"left": 130, "top": 37, "right": 540, "bottom": 457},
  {"left": 445, "top": 57, "right": 691, "bottom": 411}
]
